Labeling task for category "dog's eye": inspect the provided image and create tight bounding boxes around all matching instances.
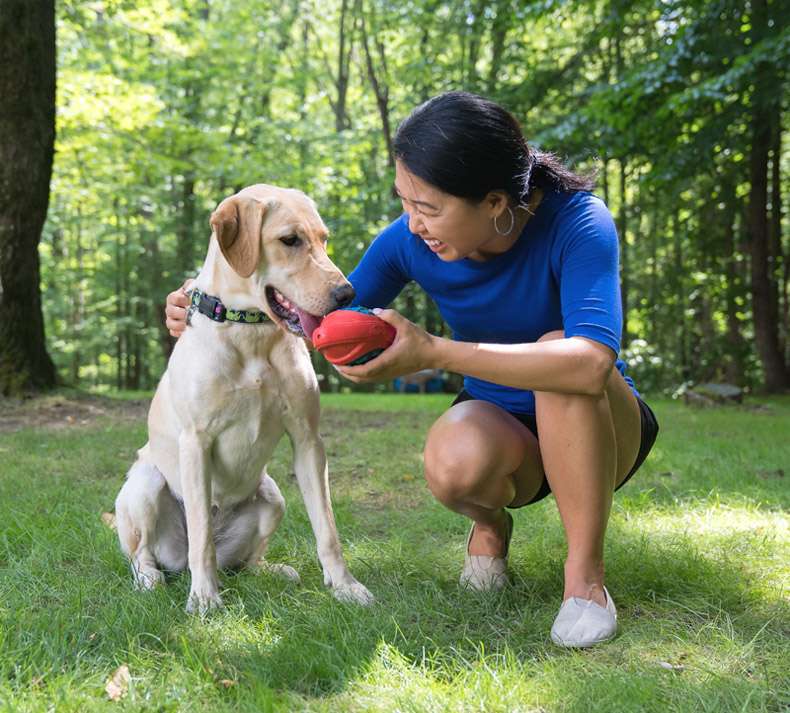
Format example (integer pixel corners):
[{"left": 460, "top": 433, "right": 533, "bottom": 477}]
[{"left": 280, "top": 236, "right": 302, "bottom": 247}]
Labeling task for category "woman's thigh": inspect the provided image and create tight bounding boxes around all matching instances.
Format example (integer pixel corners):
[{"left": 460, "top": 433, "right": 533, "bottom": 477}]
[
  {"left": 423, "top": 400, "right": 546, "bottom": 508},
  {"left": 424, "top": 364, "right": 641, "bottom": 510},
  {"left": 604, "top": 368, "right": 642, "bottom": 486}
]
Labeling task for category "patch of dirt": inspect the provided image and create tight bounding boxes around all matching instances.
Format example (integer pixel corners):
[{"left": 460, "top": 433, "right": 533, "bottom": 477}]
[{"left": 0, "top": 393, "right": 150, "bottom": 433}]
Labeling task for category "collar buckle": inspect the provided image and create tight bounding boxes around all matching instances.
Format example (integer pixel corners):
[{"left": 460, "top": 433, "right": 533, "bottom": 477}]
[{"left": 197, "top": 292, "right": 227, "bottom": 322}]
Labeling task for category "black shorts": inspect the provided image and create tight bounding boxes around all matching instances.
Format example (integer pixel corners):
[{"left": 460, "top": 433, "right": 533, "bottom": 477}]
[{"left": 450, "top": 390, "right": 659, "bottom": 507}]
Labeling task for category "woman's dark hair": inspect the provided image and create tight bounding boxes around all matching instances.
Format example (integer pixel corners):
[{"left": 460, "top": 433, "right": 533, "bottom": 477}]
[{"left": 393, "top": 91, "right": 595, "bottom": 204}]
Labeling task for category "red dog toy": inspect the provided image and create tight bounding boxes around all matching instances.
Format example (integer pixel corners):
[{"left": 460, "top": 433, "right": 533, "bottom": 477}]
[{"left": 312, "top": 307, "right": 396, "bottom": 366}]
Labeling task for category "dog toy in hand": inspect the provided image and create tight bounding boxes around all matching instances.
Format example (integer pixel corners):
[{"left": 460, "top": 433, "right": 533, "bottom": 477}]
[{"left": 312, "top": 307, "right": 396, "bottom": 366}]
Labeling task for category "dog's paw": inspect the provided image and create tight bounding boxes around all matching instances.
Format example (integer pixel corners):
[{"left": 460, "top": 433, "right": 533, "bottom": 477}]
[
  {"left": 332, "top": 580, "right": 375, "bottom": 606},
  {"left": 185, "top": 585, "right": 224, "bottom": 616},
  {"left": 265, "top": 562, "right": 301, "bottom": 583},
  {"left": 131, "top": 562, "right": 164, "bottom": 591}
]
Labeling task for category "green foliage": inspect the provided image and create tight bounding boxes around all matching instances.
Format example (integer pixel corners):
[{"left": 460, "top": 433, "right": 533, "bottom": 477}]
[{"left": 43, "top": 0, "right": 789, "bottom": 392}]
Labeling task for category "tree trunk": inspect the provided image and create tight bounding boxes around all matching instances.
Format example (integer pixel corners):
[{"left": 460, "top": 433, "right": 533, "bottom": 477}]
[
  {"left": 723, "top": 181, "right": 746, "bottom": 384},
  {"left": 769, "top": 114, "right": 785, "bottom": 360},
  {"left": 486, "top": 0, "right": 510, "bottom": 94},
  {"left": 333, "top": 0, "right": 357, "bottom": 132},
  {"left": 747, "top": 0, "right": 788, "bottom": 391},
  {"left": 618, "top": 160, "right": 629, "bottom": 350},
  {"left": 0, "top": 0, "right": 58, "bottom": 395},
  {"left": 359, "top": 5, "right": 394, "bottom": 168},
  {"left": 671, "top": 213, "right": 690, "bottom": 380},
  {"left": 177, "top": 171, "right": 197, "bottom": 278}
]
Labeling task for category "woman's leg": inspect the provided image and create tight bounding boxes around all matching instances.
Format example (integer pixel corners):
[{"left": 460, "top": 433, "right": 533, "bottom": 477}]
[
  {"left": 534, "top": 331, "right": 641, "bottom": 606},
  {"left": 423, "top": 399, "right": 545, "bottom": 556}
]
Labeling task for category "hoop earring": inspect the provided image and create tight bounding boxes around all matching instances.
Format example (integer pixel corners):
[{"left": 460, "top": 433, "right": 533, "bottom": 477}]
[{"left": 493, "top": 206, "right": 515, "bottom": 236}]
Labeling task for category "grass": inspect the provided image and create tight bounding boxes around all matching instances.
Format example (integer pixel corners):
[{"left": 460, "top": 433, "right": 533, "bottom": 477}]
[{"left": 0, "top": 390, "right": 787, "bottom": 712}]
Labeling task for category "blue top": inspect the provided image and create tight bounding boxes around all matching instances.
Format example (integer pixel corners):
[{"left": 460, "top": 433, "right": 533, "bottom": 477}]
[{"left": 348, "top": 189, "right": 637, "bottom": 415}]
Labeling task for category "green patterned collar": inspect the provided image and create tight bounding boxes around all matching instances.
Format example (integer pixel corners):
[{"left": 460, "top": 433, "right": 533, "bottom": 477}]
[{"left": 187, "top": 287, "right": 271, "bottom": 325}]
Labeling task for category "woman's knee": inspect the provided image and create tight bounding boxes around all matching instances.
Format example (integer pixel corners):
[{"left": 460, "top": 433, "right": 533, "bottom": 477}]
[{"left": 423, "top": 423, "right": 493, "bottom": 503}]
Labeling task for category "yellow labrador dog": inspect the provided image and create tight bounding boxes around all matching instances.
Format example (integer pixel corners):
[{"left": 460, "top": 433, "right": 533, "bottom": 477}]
[{"left": 114, "top": 184, "right": 374, "bottom": 613}]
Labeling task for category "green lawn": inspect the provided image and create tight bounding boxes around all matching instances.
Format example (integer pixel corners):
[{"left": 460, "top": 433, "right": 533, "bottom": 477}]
[{"left": 0, "top": 391, "right": 787, "bottom": 712}]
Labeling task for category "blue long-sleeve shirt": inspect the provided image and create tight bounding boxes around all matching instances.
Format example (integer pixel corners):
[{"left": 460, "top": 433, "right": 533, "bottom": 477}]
[{"left": 348, "top": 189, "right": 637, "bottom": 415}]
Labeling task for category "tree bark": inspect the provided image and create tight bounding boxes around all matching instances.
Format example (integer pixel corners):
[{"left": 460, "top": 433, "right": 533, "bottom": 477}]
[
  {"left": 0, "top": 0, "right": 58, "bottom": 395},
  {"left": 618, "top": 160, "right": 629, "bottom": 350},
  {"left": 333, "top": 0, "right": 356, "bottom": 132},
  {"left": 769, "top": 114, "right": 785, "bottom": 359},
  {"left": 747, "top": 0, "right": 788, "bottom": 391},
  {"left": 359, "top": 4, "right": 394, "bottom": 168},
  {"left": 723, "top": 181, "right": 746, "bottom": 384},
  {"left": 486, "top": 0, "right": 510, "bottom": 94}
]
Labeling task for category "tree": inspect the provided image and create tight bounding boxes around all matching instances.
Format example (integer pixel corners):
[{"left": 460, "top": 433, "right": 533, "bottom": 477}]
[{"left": 0, "top": 0, "right": 58, "bottom": 395}]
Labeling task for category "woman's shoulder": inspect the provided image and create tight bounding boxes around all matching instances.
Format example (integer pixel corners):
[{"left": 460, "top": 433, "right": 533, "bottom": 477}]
[
  {"left": 548, "top": 190, "right": 616, "bottom": 242},
  {"left": 551, "top": 190, "right": 612, "bottom": 221},
  {"left": 545, "top": 191, "right": 618, "bottom": 272}
]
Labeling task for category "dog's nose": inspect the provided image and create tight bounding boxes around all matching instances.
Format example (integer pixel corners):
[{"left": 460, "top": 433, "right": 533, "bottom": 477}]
[{"left": 331, "top": 283, "right": 355, "bottom": 308}]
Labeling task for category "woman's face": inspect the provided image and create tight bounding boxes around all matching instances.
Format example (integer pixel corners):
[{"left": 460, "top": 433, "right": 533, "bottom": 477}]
[{"left": 394, "top": 160, "right": 508, "bottom": 262}]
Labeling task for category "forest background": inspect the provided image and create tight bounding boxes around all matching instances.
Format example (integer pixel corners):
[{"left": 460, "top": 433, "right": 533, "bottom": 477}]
[{"left": 2, "top": 0, "right": 788, "bottom": 396}]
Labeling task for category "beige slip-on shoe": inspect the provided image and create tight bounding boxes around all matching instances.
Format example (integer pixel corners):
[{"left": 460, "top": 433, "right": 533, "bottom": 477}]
[
  {"left": 550, "top": 585, "right": 618, "bottom": 647},
  {"left": 459, "top": 511, "right": 513, "bottom": 592}
]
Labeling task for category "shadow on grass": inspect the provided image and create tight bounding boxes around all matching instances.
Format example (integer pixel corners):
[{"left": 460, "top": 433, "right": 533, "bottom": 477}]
[
  {"left": 180, "top": 512, "right": 786, "bottom": 700},
  {"left": 0, "top": 492, "right": 785, "bottom": 712}
]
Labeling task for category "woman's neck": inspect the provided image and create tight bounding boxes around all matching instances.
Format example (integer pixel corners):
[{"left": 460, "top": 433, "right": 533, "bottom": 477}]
[{"left": 468, "top": 189, "right": 544, "bottom": 262}]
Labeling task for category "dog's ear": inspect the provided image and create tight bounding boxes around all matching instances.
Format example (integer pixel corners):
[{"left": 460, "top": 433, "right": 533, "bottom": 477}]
[{"left": 209, "top": 195, "right": 271, "bottom": 278}]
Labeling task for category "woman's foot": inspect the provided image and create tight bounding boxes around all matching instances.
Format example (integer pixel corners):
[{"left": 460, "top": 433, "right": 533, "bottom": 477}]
[
  {"left": 551, "top": 558, "right": 616, "bottom": 646},
  {"left": 550, "top": 586, "right": 617, "bottom": 647},
  {"left": 459, "top": 510, "right": 513, "bottom": 591}
]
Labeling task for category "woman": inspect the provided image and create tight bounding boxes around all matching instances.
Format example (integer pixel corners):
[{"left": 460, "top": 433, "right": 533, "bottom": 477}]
[{"left": 165, "top": 92, "right": 659, "bottom": 647}]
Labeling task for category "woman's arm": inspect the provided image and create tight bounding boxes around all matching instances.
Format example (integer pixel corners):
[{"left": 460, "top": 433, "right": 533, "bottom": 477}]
[
  {"left": 430, "top": 332, "right": 615, "bottom": 396},
  {"left": 336, "top": 309, "right": 614, "bottom": 396}
]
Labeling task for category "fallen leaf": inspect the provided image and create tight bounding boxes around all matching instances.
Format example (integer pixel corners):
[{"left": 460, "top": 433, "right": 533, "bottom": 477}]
[
  {"left": 105, "top": 664, "right": 130, "bottom": 701},
  {"left": 219, "top": 679, "right": 237, "bottom": 688},
  {"left": 101, "top": 512, "right": 117, "bottom": 530},
  {"left": 658, "top": 661, "right": 685, "bottom": 671},
  {"left": 402, "top": 474, "right": 414, "bottom": 481}
]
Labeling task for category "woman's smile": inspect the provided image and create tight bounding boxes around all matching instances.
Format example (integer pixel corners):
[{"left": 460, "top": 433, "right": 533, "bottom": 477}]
[{"left": 424, "top": 237, "right": 446, "bottom": 252}]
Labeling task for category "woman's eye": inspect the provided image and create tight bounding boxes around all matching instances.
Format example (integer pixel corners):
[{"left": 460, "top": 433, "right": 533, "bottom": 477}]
[{"left": 280, "top": 236, "right": 302, "bottom": 247}]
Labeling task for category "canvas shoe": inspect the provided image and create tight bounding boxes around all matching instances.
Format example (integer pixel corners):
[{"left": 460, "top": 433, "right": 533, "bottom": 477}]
[
  {"left": 550, "top": 585, "right": 617, "bottom": 647},
  {"left": 459, "top": 511, "right": 513, "bottom": 592}
]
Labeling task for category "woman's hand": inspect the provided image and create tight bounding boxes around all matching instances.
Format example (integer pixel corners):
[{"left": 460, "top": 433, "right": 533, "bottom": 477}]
[
  {"left": 165, "top": 278, "right": 194, "bottom": 338},
  {"left": 334, "top": 308, "right": 440, "bottom": 383}
]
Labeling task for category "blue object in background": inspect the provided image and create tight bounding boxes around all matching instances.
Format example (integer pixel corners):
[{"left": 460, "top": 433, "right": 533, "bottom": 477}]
[{"left": 393, "top": 376, "right": 445, "bottom": 394}]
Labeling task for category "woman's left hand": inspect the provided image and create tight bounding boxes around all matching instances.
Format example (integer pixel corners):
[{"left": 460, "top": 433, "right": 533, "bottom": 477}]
[{"left": 334, "top": 308, "right": 440, "bottom": 383}]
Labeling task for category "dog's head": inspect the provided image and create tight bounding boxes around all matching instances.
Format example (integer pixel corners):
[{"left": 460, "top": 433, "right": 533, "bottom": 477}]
[{"left": 209, "top": 184, "right": 354, "bottom": 339}]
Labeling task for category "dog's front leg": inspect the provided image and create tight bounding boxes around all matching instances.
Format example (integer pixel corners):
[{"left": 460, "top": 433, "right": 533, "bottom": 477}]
[
  {"left": 179, "top": 429, "right": 223, "bottom": 614},
  {"left": 291, "top": 431, "right": 374, "bottom": 605}
]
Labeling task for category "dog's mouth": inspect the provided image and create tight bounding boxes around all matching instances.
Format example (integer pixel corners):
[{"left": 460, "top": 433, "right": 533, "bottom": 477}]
[{"left": 265, "top": 286, "right": 323, "bottom": 340}]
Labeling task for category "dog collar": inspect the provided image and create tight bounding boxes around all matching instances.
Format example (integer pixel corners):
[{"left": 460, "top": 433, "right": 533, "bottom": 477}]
[{"left": 187, "top": 288, "right": 271, "bottom": 325}]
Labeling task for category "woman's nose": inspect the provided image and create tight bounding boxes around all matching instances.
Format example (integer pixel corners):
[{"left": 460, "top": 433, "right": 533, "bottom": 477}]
[{"left": 407, "top": 211, "right": 425, "bottom": 236}]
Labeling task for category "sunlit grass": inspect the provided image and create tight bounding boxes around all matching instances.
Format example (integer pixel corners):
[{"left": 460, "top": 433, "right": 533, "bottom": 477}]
[{"left": 0, "top": 393, "right": 787, "bottom": 711}]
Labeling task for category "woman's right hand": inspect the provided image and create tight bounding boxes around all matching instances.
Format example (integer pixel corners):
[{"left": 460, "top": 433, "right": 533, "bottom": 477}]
[{"left": 165, "top": 278, "right": 194, "bottom": 338}]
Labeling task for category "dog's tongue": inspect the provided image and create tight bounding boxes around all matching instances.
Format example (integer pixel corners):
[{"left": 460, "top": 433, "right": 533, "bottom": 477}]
[{"left": 296, "top": 308, "right": 323, "bottom": 341}]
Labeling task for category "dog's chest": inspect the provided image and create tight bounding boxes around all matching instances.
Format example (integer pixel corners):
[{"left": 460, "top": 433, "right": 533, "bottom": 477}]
[
  {"left": 238, "top": 354, "right": 275, "bottom": 391},
  {"left": 209, "top": 380, "right": 285, "bottom": 500}
]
